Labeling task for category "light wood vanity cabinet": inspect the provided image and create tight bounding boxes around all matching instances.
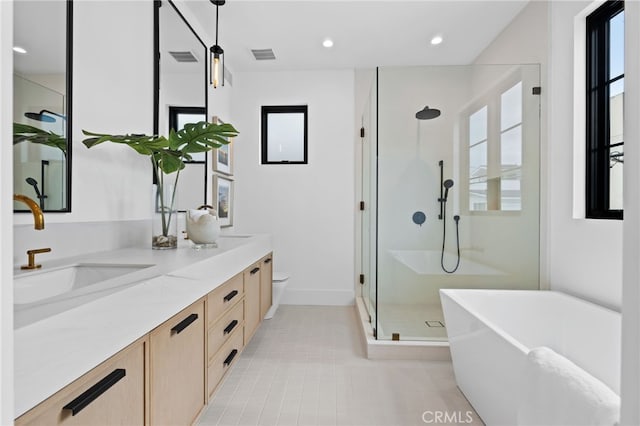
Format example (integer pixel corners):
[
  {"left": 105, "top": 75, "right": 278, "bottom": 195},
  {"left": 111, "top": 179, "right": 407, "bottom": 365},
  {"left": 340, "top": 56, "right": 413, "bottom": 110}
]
[
  {"left": 16, "top": 252, "right": 274, "bottom": 426},
  {"left": 206, "top": 272, "right": 245, "bottom": 399},
  {"left": 243, "top": 262, "right": 262, "bottom": 345},
  {"left": 260, "top": 254, "right": 273, "bottom": 319},
  {"left": 149, "top": 299, "right": 205, "bottom": 426},
  {"left": 15, "top": 337, "right": 147, "bottom": 426}
]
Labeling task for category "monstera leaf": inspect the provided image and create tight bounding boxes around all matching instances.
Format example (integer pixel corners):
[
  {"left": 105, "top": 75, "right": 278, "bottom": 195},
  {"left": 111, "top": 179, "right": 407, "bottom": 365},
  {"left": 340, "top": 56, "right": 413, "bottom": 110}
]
[
  {"left": 169, "top": 121, "right": 238, "bottom": 154},
  {"left": 82, "top": 121, "right": 238, "bottom": 175},
  {"left": 14, "top": 123, "right": 67, "bottom": 154},
  {"left": 82, "top": 131, "right": 170, "bottom": 156}
]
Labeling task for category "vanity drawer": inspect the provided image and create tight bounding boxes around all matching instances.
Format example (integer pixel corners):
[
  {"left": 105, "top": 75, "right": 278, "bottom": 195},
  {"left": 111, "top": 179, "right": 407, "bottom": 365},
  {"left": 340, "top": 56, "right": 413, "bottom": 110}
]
[
  {"left": 208, "top": 300, "right": 244, "bottom": 361},
  {"left": 15, "top": 337, "right": 146, "bottom": 426},
  {"left": 208, "top": 272, "right": 244, "bottom": 326},
  {"left": 207, "top": 326, "right": 244, "bottom": 399}
]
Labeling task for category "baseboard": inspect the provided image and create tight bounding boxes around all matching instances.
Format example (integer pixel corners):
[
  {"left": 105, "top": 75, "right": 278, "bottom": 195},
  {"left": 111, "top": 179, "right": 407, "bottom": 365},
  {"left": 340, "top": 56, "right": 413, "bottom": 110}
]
[{"left": 280, "top": 288, "right": 355, "bottom": 306}]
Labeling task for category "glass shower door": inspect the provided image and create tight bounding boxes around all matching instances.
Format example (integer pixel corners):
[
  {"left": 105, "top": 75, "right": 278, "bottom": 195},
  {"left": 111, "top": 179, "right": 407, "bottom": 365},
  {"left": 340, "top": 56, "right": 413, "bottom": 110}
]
[
  {"left": 360, "top": 82, "right": 377, "bottom": 330},
  {"left": 374, "top": 64, "right": 540, "bottom": 341}
]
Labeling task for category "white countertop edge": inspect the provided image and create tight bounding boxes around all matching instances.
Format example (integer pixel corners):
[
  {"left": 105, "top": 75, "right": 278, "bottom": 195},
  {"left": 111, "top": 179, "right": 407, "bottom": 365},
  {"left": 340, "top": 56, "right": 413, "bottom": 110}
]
[{"left": 14, "top": 234, "right": 272, "bottom": 418}]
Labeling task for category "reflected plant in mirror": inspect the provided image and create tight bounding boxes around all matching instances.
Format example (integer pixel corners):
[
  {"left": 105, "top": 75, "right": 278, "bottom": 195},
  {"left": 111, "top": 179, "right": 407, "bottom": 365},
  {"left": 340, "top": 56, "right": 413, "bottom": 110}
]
[
  {"left": 82, "top": 121, "right": 238, "bottom": 249},
  {"left": 13, "top": 0, "right": 72, "bottom": 212}
]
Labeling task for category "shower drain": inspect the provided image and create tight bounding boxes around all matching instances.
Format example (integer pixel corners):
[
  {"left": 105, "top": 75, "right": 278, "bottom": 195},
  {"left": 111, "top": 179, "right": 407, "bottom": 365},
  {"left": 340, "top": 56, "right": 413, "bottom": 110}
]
[{"left": 425, "top": 321, "right": 445, "bottom": 328}]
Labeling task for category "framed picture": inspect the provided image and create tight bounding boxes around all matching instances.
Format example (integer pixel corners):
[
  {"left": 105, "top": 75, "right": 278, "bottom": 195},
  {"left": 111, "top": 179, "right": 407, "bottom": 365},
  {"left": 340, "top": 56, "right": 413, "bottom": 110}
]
[
  {"left": 213, "top": 174, "right": 234, "bottom": 227},
  {"left": 212, "top": 116, "right": 233, "bottom": 175}
]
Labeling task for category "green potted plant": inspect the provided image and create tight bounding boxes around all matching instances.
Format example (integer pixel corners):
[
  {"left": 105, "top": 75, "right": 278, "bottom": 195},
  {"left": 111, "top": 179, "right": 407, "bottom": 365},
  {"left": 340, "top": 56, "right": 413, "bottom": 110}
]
[
  {"left": 82, "top": 121, "right": 239, "bottom": 249},
  {"left": 14, "top": 122, "right": 67, "bottom": 154}
]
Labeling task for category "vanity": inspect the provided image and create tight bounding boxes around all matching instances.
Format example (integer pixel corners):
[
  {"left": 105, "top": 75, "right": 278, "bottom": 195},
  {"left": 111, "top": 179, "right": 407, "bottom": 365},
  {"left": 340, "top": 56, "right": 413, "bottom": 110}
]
[{"left": 13, "top": 235, "right": 273, "bottom": 425}]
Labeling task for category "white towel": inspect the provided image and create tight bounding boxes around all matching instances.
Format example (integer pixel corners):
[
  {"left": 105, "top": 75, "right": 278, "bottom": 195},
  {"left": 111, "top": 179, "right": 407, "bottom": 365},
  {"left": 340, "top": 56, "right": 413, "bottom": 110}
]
[{"left": 517, "top": 346, "right": 619, "bottom": 426}]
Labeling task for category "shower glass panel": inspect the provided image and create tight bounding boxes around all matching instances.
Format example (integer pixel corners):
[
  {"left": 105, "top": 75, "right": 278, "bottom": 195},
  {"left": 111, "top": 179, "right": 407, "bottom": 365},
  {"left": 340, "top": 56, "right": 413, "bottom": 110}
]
[
  {"left": 372, "top": 64, "right": 540, "bottom": 341},
  {"left": 360, "top": 83, "right": 377, "bottom": 326}
]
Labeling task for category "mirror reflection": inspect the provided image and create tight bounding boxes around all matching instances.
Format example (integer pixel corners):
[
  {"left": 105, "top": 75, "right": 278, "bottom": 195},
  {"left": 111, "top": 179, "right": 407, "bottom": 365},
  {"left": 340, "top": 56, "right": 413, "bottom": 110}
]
[
  {"left": 13, "top": 0, "right": 71, "bottom": 212},
  {"left": 155, "top": 0, "right": 208, "bottom": 211}
]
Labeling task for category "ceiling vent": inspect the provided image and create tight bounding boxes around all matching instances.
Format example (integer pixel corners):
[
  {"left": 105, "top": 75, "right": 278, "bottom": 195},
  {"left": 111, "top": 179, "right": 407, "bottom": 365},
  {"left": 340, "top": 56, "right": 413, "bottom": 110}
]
[
  {"left": 251, "top": 49, "right": 276, "bottom": 61},
  {"left": 168, "top": 51, "right": 198, "bottom": 63}
]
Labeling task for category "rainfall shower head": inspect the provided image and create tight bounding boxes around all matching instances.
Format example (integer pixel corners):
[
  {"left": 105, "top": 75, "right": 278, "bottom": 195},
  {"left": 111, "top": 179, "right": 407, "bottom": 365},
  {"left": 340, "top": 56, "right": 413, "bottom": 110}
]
[
  {"left": 24, "top": 109, "right": 66, "bottom": 123},
  {"left": 415, "top": 106, "right": 441, "bottom": 120}
]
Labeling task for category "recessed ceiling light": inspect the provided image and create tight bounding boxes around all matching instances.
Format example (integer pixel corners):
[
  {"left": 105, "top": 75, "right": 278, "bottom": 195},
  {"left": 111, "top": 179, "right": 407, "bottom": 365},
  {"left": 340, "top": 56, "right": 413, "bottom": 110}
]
[
  {"left": 430, "top": 35, "right": 443, "bottom": 46},
  {"left": 13, "top": 46, "right": 27, "bottom": 54},
  {"left": 323, "top": 39, "right": 334, "bottom": 48}
]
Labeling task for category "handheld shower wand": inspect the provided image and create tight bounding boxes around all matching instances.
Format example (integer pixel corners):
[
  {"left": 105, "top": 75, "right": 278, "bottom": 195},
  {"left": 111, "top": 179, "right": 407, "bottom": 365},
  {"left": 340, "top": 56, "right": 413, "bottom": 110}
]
[
  {"left": 437, "top": 162, "right": 461, "bottom": 273},
  {"left": 443, "top": 179, "right": 454, "bottom": 201},
  {"left": 25, "top": 177, "right": 45, "bottom": 209}
]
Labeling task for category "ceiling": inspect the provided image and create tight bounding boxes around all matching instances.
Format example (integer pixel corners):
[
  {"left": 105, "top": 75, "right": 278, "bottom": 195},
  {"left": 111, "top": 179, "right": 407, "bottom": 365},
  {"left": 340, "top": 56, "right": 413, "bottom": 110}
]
[{"left": 182, "top": 0, "right": 531, "bottom": 73}]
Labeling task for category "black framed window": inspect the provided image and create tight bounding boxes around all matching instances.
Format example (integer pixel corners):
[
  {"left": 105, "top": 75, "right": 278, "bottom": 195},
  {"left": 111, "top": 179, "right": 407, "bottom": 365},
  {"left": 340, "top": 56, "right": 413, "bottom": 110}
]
[
  {"left": 586, "top": 0, "right": 624, "bottom": 219},
  {"left": 261, "top": 105, "right": 308, "bottom": 164}
]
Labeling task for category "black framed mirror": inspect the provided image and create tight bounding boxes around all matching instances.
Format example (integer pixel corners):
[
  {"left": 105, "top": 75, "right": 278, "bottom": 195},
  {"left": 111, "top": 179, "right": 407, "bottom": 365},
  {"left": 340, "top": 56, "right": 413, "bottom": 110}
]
[
  {"left": 261, "top": 105, "right": 308, "bottom": 164},
  {"left": 13, "top": 0, "right": 72, "bottom": 212},
  {"left": 154, "top": 0, "right": 208, "bottom": 210}
]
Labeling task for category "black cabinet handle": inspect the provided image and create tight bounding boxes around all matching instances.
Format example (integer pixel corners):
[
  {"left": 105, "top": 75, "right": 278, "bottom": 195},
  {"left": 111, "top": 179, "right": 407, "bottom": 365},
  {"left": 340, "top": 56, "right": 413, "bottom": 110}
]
[
  {"left": 223, "top": 290, "right": 238, "bottom": 302},
  {"left": 250, "top": 267, "right": 260, "bottom": 275},
  {"left": 264, "top": 258, "right": 272, "bottom": 264},
  {"left": 63, "top": 369, "right": 126, "bottom": 416},
  {"left": 171, "top": 313, "right": 198, "bottom": 335},
  {"left": 224, "top": 320, "right": 238, "bottom": 335},
  {"left": 223, "top": 349, "right": 238, "bottom": 366}
]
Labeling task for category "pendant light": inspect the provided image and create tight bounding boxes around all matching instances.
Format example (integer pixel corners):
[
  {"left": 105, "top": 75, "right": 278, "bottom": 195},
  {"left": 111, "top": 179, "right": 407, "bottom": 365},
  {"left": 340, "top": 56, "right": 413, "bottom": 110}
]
[{"left": 210, "top": 0, "right": 225, "bottom": 88}]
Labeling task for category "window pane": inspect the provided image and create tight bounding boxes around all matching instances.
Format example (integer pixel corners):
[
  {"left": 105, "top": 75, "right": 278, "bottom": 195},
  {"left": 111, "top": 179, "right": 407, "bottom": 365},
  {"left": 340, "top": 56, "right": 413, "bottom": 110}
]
[
  {"left": 501, "top": 81, "right": 522, "bottom": 130},
  {"left": 610, "top": 79, "right": 624, "bottom": 145},
  {"left": 267, "top": 113, "right": 305, "bottom": 162},
  {"left": 469, "top": 106, "right": 487, "bottom": 145},
  {"left": 470, "top": 141, "right": 487, "bottom": 178},
  {"left": 501, "top": 125, "right": 522, "bottom": 168},
  {"left": 177, "top": 113, "right": 206, "bottom": 161},
  {"left": 609, "top": 10, "right": 624, "bottom": 79},
  {"left": 609, "top": 145, "right": 623, "bottom": 210},
  {"left": 470, "top": 178, "right": 487, "bottom": 211},
  {"left": 501, "top": 169, "right": 522, "bottom": 211}
]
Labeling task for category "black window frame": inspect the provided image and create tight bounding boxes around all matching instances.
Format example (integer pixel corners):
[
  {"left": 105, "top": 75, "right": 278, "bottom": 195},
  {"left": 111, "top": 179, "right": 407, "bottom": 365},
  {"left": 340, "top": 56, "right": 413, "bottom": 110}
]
[
  {"left": 261, "top": 105, "right": 308, "bottom": 165},
  {"left": 586, "top": 0, "right": 624, "bottom": 219}
]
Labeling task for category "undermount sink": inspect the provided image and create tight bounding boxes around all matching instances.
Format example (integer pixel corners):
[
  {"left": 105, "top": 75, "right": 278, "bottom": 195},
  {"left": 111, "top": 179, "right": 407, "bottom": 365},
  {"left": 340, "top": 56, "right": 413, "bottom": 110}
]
[{"left": 14, "top": 263, "right": 154, "bottom": 305}]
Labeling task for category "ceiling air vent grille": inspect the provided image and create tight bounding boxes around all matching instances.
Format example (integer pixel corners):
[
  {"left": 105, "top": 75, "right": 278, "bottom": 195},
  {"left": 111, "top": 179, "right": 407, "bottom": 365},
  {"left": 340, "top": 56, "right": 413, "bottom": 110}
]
[
  {"left": 251, "top": 49, "right": 276, "bottom": 61},
  {"left": 168, "top": 51, "right": 198, "bottom": 63}
]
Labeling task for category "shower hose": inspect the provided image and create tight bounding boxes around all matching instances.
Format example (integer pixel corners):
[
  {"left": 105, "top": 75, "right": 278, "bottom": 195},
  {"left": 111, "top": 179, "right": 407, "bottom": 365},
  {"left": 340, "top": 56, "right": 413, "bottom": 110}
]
[{"left": 441, "top": 201, "right": 461, "bottom": 274}]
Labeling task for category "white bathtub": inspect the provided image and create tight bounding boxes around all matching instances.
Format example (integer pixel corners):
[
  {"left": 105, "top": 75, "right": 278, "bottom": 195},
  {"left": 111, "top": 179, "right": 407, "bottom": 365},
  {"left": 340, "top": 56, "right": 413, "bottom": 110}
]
[{"left": 440, "top": 289, "right": 620, "bottom": 425}]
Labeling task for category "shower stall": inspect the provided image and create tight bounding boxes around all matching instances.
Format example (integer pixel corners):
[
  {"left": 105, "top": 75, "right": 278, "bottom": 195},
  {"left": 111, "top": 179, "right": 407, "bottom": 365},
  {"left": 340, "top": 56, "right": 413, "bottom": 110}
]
[{"left": 358, "top": 64, "right": 541, "bottom": 341}]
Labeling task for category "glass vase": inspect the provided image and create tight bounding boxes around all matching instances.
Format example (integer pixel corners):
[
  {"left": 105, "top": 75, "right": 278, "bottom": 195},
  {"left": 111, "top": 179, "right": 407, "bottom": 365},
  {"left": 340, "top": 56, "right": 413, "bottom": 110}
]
[{"left": 152, "top": 183, "right": 178, "bottom": 249}]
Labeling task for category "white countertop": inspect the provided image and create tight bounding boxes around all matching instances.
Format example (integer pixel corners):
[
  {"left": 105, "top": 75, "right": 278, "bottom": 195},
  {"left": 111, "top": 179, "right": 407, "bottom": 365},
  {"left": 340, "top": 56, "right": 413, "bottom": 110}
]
[{"left": 14, "top": 234, "right": 272, "bottom": 418}]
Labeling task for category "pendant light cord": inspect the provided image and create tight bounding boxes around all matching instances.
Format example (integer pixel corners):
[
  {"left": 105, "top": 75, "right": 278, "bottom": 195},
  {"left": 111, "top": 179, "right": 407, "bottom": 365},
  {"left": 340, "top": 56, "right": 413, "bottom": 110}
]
[{"left": 215, "top": 3, "right": 219, "bottom": 45}]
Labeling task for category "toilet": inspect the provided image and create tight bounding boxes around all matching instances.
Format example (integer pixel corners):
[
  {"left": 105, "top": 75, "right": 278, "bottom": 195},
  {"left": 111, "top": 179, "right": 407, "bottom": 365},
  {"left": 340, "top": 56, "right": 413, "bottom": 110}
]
[{"left": 264, "top": 272, "right": 289, "bottom": 319}]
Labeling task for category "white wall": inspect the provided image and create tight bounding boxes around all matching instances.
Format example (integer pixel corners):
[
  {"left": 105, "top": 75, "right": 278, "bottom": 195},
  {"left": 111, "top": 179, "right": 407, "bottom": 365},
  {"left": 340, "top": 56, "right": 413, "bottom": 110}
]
[
  {"left": 0, "top": 2, "right": 14, "bottom": 422},
  {"left": 231, "top": 70, "right": 355, "bottom": 305},
  {"left": 622, "top": 1, "right": 640, "bottom": 422},
  {"left": 547, "top": 1, "right": 622, "bottom": 310}
]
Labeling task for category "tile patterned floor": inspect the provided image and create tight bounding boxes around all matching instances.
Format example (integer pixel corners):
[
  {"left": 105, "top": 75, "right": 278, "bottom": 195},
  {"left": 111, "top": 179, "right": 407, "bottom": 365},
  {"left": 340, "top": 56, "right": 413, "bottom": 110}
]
[
  {"left": 197, "top": 305, "right": 483, "bottom": 426},
  {"left": 377, "top": 304, "right": 448, "bottom": 341}
]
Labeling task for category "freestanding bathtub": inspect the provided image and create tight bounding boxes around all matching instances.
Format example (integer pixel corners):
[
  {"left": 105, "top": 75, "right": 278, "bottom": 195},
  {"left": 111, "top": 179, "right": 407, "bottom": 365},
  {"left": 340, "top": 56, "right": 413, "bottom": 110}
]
[{"left": 440, "top": 289, "right": 620, "bottom": 425}]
